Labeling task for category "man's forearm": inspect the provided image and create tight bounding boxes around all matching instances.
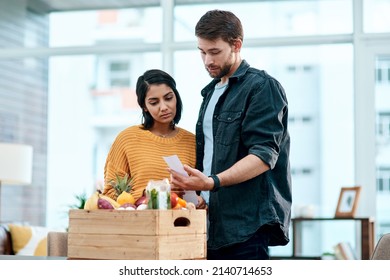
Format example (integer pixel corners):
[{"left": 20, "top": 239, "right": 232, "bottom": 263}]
[{"left": 217, "top": 154, "right": 269, "bottom": 187}]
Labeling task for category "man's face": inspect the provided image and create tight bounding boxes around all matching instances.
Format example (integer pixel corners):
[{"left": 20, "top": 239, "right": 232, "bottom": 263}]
[{"left": 197, "top": 37, "right": 238, "bottom": 80}]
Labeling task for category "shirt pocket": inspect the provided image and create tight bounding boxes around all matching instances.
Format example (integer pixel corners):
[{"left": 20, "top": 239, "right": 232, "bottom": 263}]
[{"left": 215, "top": 111, "right": 242, "bottom": 146}]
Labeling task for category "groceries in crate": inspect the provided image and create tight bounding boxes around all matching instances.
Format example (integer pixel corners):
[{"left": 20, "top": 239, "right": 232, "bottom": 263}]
[
  {"left": 117, "top": 203, "right": 136, "bottom": 210},
  {"left": 171, "top": 192, "right": 186, "bottom": 208},
  {"left": 134, "top": 194, "right": 148, "bottom": 207},
  {"left": 146, "top": 179, "right": 171, "bottom": 209},
  {"left": 144, "top": 179, "right": 196, "bottom": 210},
  {"left": 84, "top": 190, "right": 120, "bottom": 210},
  {"left": 84, "top": 177, "right": 193, "bottom": 210},
  {"left": 110, "top": 173, "right": 135, "bottom": 205}
]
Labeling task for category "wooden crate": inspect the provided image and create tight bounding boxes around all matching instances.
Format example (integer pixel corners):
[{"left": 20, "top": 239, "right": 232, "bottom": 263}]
[{"left": 67, "top": 209, "right": 207, "bottom": 260}]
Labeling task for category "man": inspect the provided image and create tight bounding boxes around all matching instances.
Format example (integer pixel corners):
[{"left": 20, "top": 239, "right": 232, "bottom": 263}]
[{"left": 169, "top": 9, "right": 292, "bottom": 260}]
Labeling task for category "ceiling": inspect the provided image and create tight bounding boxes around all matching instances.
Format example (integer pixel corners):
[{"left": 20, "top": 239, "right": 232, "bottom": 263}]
[{"left": 27, "top": 0, "right": 239, "bottom": 13}]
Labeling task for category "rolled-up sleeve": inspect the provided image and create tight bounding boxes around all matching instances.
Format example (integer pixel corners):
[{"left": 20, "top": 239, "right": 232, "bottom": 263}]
[{"left": 242, "top": 78, "right": 288, "bottom": 169}]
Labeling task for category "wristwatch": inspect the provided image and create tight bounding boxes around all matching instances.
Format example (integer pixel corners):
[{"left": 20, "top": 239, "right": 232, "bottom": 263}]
[{"left": 209, "top": 174, "right": 221, "bottom": 192}]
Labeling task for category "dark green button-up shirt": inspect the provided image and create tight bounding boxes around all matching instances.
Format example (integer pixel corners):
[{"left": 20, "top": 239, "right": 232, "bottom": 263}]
[{"left": 196, "top": 60, "right": 292, "bottom": 249}]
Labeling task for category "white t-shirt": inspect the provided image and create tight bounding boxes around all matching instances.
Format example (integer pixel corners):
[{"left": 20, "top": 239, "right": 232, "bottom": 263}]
[{"left": 201, "top": 82, "right": 228, "bottom": 204}]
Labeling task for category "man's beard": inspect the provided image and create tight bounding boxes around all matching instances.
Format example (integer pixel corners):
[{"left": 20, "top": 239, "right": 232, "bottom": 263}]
[
  {"left": 206, "top": 53, "right": 234, "bottom": 79},
  {"left": 207, "top": 63, "right": 232, "bottom": 79}
]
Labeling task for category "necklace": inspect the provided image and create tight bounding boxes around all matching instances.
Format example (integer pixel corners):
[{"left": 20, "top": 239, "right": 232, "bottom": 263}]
[{"left": 156, "top": 128, "right": 176, "bottom": 138}]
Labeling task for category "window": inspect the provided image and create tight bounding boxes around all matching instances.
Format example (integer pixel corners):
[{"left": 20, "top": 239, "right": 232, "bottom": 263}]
[
  {"left": 174, "top": 0, "right": 352, "bottom": 41},
  {"left": 289, "top": 116, "right": 313, "bottom": 124},
  {"left": 377, "top": 167, "right": 390, "bottom": 193},
  {"left": 108, "top": 61, "right": 131, "bottom": 88},
  {"left": 377, "top": 113, "right": 390, "bottom": 140},
  {"left": 291, "top": 168, "right": 313, "bottom": 175},
  {"left": 376, "top": 59, "right": 390, "bottom": 84},
  {"left": 364, "top": 0, "right": 390, "bottom": 33},
  {"left": 49, "top": 8, "right": 162, "bottom": 47}
]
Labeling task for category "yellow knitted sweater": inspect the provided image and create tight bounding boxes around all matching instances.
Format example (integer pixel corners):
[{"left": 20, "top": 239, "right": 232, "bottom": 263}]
[{"left": 103, "top": 125, "right": 196, "bottom": 201}]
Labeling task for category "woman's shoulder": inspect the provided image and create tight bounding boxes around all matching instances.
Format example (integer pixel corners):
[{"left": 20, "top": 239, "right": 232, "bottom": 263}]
[
  {"left": 116, "top": 125, "right": 144, "bottom": 140},
  {"left": 176, "top": 127, "right": 195, "bottom": 144},
  {"left": 121, "top": 124, "right": 144, "bottom": 132},
  {"left": 177, "top": 127, "right": 195, "bottom": 137}
]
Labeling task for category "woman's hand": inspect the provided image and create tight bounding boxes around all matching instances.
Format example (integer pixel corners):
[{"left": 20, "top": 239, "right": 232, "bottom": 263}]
[{"left": 196, "top": 195, "right": 208, "bottom": 211}]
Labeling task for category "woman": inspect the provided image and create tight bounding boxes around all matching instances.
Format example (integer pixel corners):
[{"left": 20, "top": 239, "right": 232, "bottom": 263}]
[{"left": 103, "top": 69, "right": 202, "bottom": 205}]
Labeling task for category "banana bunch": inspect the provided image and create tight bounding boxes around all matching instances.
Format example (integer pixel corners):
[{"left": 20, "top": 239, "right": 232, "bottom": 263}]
[{"left": 84, "top": 190, "right": 120, "bottom": 210}]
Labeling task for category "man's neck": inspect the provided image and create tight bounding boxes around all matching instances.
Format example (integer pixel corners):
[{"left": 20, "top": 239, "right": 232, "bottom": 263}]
[{"left": 220, "top": 57, "right": 242, "bottom": 84}]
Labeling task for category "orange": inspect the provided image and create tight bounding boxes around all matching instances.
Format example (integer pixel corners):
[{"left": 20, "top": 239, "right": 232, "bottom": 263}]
[
  {"left": 172, "top": 203, "right": 182, "bottom": 210},
  {"left": 177, "top": 197, "right": 187, "bottom": 207}
]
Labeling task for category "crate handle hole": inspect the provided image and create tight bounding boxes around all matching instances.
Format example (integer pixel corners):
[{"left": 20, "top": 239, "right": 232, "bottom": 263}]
[{"left": 174, "top": 217, "right": 190, "bottom": 227}]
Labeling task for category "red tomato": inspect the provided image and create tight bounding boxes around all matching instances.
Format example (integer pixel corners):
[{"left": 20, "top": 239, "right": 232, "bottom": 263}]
[{"left": 171, "top": 192, "right": 178, "bottom": 208}]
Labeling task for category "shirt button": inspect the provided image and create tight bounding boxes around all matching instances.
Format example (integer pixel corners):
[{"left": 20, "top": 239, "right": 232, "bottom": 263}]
[{"left": 227, "top": 117, "right": 231, "bottom": 121}]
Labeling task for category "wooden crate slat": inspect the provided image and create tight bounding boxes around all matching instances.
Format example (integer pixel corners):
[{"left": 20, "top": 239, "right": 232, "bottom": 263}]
[
  {"left": 157, "top": 235, "right": 207, "bottom": 260},
  {"left": 68, "top": 245, "right": 157, "bottom": 260}
]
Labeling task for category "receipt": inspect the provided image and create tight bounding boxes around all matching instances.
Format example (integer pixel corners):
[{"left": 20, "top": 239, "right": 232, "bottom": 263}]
[
  {"left": 163, "top": 155, "right": 199, "bottom": 205},
  {"left": 163, "top": 155, "right": 188, "bottom": 177}
]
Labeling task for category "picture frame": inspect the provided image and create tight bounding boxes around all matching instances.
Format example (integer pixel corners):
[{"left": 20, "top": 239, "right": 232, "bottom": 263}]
[{"left": 335, "top": 186, "right": 361, "bottom": 218}]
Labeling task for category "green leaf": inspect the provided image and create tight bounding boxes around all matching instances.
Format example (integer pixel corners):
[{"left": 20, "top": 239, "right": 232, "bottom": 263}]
[{"left": 69, "top": 192, "right": 87, "bottom": 209}]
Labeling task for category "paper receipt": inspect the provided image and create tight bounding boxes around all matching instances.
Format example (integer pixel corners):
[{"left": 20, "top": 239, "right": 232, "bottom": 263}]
[{"left": 163, "top": 155, "right": 199, "bottom": 205}]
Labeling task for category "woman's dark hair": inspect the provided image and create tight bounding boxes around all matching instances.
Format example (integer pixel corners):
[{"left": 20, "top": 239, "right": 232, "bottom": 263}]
[
  {"left": 195, "top": 9, "right": 243, "bottom": 45},
  {"left": 136, "top": 69, "right": 183, "bottom": 129}
]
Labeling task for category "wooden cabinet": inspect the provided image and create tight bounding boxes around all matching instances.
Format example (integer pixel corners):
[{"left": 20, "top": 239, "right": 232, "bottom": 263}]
[{"left": 292, "top": 217, "right": 375, "bottom": 259}]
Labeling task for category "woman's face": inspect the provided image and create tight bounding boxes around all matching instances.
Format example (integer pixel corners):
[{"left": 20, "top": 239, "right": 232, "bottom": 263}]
[{"left": 144, "top": 84, "right": 177, "bottom": 127}]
